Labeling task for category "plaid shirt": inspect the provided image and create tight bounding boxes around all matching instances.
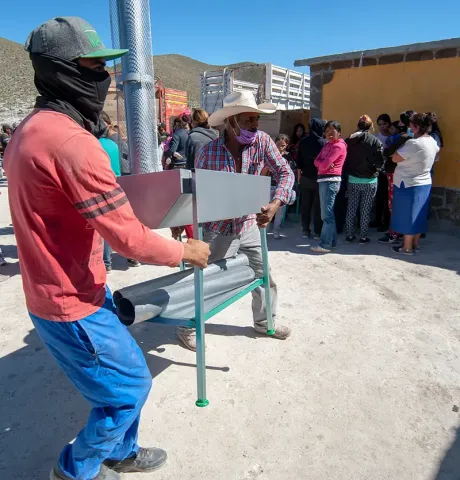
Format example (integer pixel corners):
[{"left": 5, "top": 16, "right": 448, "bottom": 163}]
[{"left": 195, "top": 131, "right": 296, "bottom": 236}]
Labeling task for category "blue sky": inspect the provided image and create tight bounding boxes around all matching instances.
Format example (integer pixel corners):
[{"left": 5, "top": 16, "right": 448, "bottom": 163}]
[{"left": 2, "top": 0, "right": 459, "bottom": 73}]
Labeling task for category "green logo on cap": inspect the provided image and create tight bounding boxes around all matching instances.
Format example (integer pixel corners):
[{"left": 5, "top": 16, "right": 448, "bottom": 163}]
[{"left": 85, "top": 29, "right": 103, "bottom": 49}]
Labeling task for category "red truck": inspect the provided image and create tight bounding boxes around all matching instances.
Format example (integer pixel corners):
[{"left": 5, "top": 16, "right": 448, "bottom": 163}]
[{"left": 105, "top": 73, "right": 189, "bottom": 134}]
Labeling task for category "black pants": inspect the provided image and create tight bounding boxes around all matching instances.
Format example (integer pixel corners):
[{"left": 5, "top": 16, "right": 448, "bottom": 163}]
[
  {"left": 300, "top": 176, "right": 322, "bottom": 235},
  {"left": 373, "top": 172, "right": 390, "bottom": 228},
  {"left": 346, "top": 182, "right": 378, "bottom": 238},
  {"left": 334, "top": 179, "right": 348, "bottom": 234}
]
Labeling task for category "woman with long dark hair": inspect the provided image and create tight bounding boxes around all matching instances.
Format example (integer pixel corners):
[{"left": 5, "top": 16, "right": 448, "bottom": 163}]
[
  {"left": 390, "top": 113, "right": 439, "bottom": 255},
  {"left": 165, "top": 114, "right": 190, "bottom": 169},
  {"left": 427, "top": 112, "right": 443, "bottom": 159},
  {"left": 311, "top": 121, "right": 347, "bottom": 253},
  {"left": 288, "top": 123, "right": 306, "bottom": 162}
]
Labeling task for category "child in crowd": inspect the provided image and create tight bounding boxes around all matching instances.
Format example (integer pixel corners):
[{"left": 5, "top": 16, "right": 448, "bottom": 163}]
[
  {"left": 379, "top": 121, "right": 409, "bottom": 244},
  {"left": 262, "top": 134, "right": 294, "bottom": 239},
  {"left": 387, "top": 121, "right": 402, "bottom": 145}
]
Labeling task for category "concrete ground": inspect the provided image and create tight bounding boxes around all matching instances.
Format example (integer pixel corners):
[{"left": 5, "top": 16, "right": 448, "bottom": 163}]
[{"left": 0, "top": 181, "right": 459, "bottom": 480}]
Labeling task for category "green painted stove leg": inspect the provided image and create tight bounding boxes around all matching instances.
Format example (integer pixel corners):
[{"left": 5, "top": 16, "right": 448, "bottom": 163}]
[{"left": 194, "top": 224, "right": 209, "bottom": 407}]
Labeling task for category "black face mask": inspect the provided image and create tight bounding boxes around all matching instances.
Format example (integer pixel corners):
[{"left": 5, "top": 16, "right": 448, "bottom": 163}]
[{"left": 31, "top": 54, "right": 111, "bottom": 133}]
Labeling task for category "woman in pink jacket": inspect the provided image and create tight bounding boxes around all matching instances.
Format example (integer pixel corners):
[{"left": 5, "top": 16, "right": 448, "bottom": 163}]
[{"left": 311, "top": 121, "right": 348, "bottom": 253}]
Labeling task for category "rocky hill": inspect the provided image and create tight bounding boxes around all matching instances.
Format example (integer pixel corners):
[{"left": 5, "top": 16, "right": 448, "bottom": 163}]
[
  {"left": 0, "top": 37, "right": 37, "bottom": 124},
  {"left": 0, "top": 37, "right": 263, "bottom": 124}
]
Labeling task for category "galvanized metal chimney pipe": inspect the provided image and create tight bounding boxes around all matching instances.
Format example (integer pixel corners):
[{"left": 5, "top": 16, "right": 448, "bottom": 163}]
[{"left": 113, "top": 0, "right": 160, "bottom": 173}]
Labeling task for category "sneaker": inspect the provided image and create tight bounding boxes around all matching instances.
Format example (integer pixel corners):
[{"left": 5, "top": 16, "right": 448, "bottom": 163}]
[
  {"left": 104, "top": 447, "right": 167, "bottom": 473},
  {"left": 273, "top": 232, "right": 281, "bottom": 240},
  {"left": 105, "top": 265, "right": 112, "bottom": 274},
  {"left": 51, "top": 464, "right": 120, "bottom": 480},
  {"left": 176, "top": 328, "right": 197, "bottom": 351},
  {"left": 359, "top": 237, "right": 370, "bottom": 245},
  {"left": 254, "top": 324, "right": 291, "bottom": 340},
  {"left": 345, "top": 236, "right": 356, "bottom": 244},
  {"left": 392, "top": 246, "right": 415, "bottom": 256},
  {"left": 302, "top": 231, "right": 311, "bottom": 239},
  {"left": 127, "top": 259, "right": 141, "bottom": 268},
  {"left": 313, "top": 234, "right": 320, "bottom": 240},
  {"left": 311, "top": 245, "right": 331, "bottom": 253},
  {"left": 0, "top": 257, "right": 7, "bottom": 266},
  {"left": 379, "top": 236, "right": 400, "bottom": 244}
]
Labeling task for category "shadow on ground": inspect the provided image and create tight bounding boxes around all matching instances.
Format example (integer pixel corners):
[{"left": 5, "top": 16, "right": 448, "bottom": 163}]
[
  {"left": 0, "top": 322, "right": 230, "bottom": 479},
  {"left": 268, "top": 221, "right": 460, "bottom": 275},
  {"left": 0, "top": 225, "right": 14, "bottom": 236},
  {"left": 435, "top": 426, "right": 460, "bottom": 480}
]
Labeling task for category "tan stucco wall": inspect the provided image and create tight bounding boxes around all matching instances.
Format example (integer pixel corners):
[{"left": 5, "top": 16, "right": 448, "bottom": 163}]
[{"left": 322, "top": 57, "right": 460, "bottom": 189}]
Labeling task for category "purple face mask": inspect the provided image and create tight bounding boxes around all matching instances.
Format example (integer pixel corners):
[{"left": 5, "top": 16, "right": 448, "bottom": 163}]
[{"left": 233, "top": 120, "right": 257, "bottom": 145}]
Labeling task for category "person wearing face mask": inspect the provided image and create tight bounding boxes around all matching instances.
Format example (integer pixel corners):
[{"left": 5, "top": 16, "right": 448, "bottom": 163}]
[
  {"left": 390, "top": 113, "right": 439, "bottom": 255},
  {"left": 172, "top": 90, "right": 296, "bottom": 351},
  {"left": 311, "top": 121, "right": 348, "bottom": 253},
  {"left": 4, "top": 17, "right": 210, "bottom": 480}
]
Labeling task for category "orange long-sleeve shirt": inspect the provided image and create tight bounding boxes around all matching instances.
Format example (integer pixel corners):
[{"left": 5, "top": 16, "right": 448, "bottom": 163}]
[{"left": 5, "top": 110, "right": 184, "bottom": 321}]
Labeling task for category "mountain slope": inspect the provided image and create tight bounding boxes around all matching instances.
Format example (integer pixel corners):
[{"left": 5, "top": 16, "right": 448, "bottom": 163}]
[
  {"left": 0, "top": 37, "right": 37, "bottom": 121},
  {"left": 0, "top": 38, "right": 263, "bottom": 122}
]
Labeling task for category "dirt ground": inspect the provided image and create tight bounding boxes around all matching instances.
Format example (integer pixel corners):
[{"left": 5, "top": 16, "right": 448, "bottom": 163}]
[{"left": 0, "top": 182, "right": 459, "bottom": 480}]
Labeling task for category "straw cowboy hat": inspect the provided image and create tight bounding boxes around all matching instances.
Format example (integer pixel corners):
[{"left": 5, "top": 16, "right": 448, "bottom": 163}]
[{"left": 208, "top": 91, "right": 277, "bottom": 127}]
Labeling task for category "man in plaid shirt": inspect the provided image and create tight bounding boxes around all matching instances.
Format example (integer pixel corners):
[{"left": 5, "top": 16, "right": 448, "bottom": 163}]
[{"left": 177, "top": 91, "right": 296, "bottom": 351}]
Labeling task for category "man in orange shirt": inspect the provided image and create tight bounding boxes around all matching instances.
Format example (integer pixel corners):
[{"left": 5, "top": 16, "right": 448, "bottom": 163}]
[{"left": 5, "top": 17, "right": 209, "bottom": 480}]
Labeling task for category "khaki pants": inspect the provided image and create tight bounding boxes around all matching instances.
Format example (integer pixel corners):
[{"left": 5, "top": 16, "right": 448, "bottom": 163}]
[{"left": 179, "top": 223, "right": 277, "bottom": 334}]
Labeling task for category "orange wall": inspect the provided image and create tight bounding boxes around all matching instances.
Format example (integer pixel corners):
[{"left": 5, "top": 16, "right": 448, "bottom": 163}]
[{"left": 322, "top": 57, "right": 460, "bottom": 189}]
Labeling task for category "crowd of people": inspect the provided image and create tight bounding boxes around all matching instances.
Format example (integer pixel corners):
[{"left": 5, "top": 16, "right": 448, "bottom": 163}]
[
  {"left": 280, "top": 111, "right": 442, "bottom": 255},
  {"left": 163, "top": 108, "right": 442, "bottom": 257}
]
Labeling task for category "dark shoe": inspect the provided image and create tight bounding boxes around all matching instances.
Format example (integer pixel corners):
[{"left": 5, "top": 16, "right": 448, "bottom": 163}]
[
  {"left": 302, "top": 231, "right": 311, "bottom": 239},
  {"left": 254, "top": 324, "right": 291, "bottom": 339},
  {"left": 0, "top": 257, "right": 7, "bottom": 266},
  {"left": 104, "top": 447, "right": 167, "bottom": 473},
  {"left": 392, "top": 246, "right": 415, "bottom": 256},
  {"left": 379, "top": 235, "right": 399, "bottom": 244},
  {"left": 127, "top": 259, "right": 141, "bottom": 268},
  {"left": 345, "top": 236, "right": 356, "bottom": 244},
  {"left": 51, "top": 464, "right": 120, "bottom": 480},
  {"left": 359, "top": 237, "right": 370, "bottom": 245},
  {"left": 105, "top": 265, "right": 112, "bottom": 274}
]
